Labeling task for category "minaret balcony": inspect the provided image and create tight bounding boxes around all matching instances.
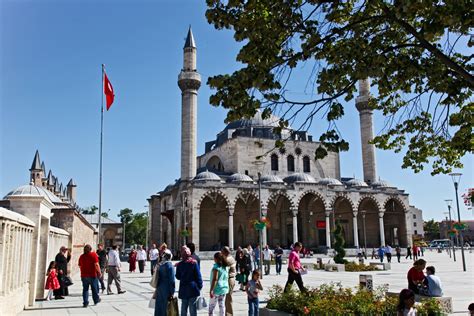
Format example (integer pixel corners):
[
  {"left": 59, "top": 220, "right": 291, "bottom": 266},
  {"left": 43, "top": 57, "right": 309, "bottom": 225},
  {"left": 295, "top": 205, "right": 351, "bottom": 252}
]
[{"left": 178, "top": 71, "right": 201, "bottom": 91}]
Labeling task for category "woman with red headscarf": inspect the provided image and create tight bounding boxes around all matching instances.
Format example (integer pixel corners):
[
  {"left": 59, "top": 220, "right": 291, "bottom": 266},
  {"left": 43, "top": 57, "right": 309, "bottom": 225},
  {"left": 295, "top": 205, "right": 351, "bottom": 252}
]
[{"left": 175, "top": 245, "right": 203, "bottom": 316}]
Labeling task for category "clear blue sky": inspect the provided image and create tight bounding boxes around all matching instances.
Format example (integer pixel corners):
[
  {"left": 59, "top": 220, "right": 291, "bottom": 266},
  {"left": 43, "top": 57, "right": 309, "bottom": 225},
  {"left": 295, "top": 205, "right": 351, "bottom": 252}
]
[{"left": 1, "top": 0, "right": 472, "bottom": 222}]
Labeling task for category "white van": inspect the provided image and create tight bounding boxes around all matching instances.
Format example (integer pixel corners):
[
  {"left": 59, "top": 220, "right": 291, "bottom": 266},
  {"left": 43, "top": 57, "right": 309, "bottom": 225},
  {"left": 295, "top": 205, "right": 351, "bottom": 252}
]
[{"left": 429, "top": 239, "right": 451, "bottom": 248}]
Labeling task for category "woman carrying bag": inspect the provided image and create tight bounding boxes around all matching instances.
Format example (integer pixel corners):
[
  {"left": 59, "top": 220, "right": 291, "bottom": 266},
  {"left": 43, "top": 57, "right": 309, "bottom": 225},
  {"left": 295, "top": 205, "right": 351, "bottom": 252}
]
[
  {"left": 154, "top": 251, "right": 176, "bottom": 316},
  {"left": 175, "top": 245, "right": 203, "bottom": 316}
]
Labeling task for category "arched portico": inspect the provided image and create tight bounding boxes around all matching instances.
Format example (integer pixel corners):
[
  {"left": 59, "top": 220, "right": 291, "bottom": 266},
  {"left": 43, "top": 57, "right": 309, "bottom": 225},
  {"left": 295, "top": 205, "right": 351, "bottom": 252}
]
[
  {"left": 357, "top": 197, "right": 381, "bottom": 248},
  {"left": 198, "top": 192, "right": 229, "bottom": 251},
  {"left": 233, "top": 193, "right": 260, "bottom": 248},
  {"left": 298, "top": 193, "right": 326, "bottom": 249},
  {"left": 332, "top": 196, "right": 355, "bottom": 247},
  {"left": 266, "top": 194, "right": 293, "bottom": 248},
  {"left": 384, "top": 198, "right": 408, "bottom": 247}
]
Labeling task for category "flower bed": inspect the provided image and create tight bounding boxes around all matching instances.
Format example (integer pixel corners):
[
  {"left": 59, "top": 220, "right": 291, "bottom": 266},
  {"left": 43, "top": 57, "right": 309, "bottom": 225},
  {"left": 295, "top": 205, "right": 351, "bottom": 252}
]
[
  {"left": 344, "top": 262, "right": 379, "bottom": 272},
  {"left": 266, "top": 283, "right": 443, "bottom": 315}
]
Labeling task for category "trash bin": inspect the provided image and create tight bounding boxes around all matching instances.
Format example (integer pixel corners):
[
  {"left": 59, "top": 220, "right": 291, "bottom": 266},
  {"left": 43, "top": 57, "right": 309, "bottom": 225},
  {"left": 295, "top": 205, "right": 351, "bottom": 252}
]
[{"left": 359, "top": 274, "right": 373, "bottom": 291}]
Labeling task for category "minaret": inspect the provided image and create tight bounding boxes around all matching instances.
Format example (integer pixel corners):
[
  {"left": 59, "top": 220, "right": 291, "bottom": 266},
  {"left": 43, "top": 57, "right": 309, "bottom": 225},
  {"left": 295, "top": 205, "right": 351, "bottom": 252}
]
[
  {"left": 178, "top": 27, "right": 201, "bottom": 181},
  {"left": 67, "top": 178, "right": 77, "bottom": 203},
  {"left": 29, "top": 150, "right": 44, "bottom": 186},
  {"left": 356, "top": 79, "right": 377, "bottom": 184}
]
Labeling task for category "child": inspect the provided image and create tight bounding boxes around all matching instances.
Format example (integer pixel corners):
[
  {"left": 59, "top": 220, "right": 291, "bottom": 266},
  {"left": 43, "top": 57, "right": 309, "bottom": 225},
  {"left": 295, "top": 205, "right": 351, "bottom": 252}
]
[
  {"left": 397, "top": 288, "right": 416, "bottom": 316},
  {"left": 45, "top": 261, "right": 60, "bottom": 300},
  {"left": 209, "top": 252, "right": 229, "bottom": 316},
  {"left": 246, "top": 270, "right": 263, "bottom": 316}
]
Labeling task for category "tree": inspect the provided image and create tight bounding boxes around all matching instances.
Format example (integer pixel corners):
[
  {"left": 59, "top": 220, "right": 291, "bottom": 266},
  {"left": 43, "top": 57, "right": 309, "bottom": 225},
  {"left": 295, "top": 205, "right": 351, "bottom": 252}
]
[
  {"left": 424, "top": 219, "right": 440, "bottom": 241},
  {"left": 127, "top": 213, "right": 148, "bottom": 246},
  {"left": 206, "top": 0, "right": 472, "bottom": 175},
  {"left": 82, "top": 205, "right": 98, "bottom": 215},
  {"left": 118, "top": 208, "right": 133, "bottom": 225},
  {"left": 333, "top": 221, "right": 347, "bottom": 264},
  {"left": 101, "top": 212, "right": 109, "bottom": 218}
]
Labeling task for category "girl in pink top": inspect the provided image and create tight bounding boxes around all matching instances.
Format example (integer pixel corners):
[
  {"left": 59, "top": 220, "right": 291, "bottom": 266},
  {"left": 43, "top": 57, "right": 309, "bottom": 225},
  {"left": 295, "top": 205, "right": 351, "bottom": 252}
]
[{"left": 284, "top": 242, "right": 307, "bottom": 293}]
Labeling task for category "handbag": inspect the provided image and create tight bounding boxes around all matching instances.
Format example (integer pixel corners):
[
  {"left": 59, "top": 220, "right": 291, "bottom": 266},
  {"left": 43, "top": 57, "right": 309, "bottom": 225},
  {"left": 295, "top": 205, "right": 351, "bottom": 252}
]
[
  {"left": 196, "top": 296, "right": 207, "bottom": 310},
  {"left": 148, "top": 298, "right": 155, "bottom": 309},
  {"left": 149, "top": 266, "right": 159, "bottom": 288},
  {"left": 167, "top": 297, "right": 179, "bottom": 316},
  {"left": 63, "top": 276, "right": 73, "bottom": 287}
]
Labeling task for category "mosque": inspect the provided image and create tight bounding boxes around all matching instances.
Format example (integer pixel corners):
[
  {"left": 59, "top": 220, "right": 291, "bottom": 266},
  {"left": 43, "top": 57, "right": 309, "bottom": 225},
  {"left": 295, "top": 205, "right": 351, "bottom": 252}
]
[{"left": 148, "top": 28, "right": 423, "bottom": 253}]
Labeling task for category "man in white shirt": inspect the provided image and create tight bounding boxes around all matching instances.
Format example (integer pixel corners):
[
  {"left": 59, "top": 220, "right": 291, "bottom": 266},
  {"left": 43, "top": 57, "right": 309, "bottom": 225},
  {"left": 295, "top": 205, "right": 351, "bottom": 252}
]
[
  {"left": 263, "top": 245, "right": 273, "bottom": 275},
  {"left": 137, "top": 245, "right": 147, "bottom": 273},
  {"left": 425, "top": 266, "right": 443, "bottom": 297},
  {"left": 149, "top": 244, "right": 159, "bottom": 275},
  {"left": 107, "top": 245, "right": 126, "bottom": 295}
]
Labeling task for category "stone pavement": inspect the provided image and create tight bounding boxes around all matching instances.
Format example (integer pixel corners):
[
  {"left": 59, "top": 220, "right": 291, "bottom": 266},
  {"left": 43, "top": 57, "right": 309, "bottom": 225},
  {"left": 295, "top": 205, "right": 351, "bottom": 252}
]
[{"left": 19, "top": 249, "right": 473, "bottom": 315}]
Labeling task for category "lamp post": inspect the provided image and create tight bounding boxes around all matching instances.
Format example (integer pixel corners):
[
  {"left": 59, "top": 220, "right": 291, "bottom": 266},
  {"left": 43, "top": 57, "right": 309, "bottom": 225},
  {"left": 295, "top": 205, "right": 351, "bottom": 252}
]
[
  {"left": 361, "top": 210, "right": 367, "bottom": 258},
  {"left": 443, "top": 215, "right": 451, "bottom": 258},
  {"left": 444, "top": 199, "right": 456, "bottom": 261},
  {"left": 145, "top": 204, "right": 150, "bottom": 250},
  {"left": 449, "top": 172, "right": 466, "bottom": 272},
  {"left": 257, "top": 172, "right": 264, "bottom": 278}
]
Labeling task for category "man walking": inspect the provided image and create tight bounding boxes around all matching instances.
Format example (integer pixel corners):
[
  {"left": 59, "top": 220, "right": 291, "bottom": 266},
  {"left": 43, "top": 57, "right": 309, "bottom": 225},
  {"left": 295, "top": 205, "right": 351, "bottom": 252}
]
[
  {"left": 274, "top": 245, "right": 283, "bottom": 275},
  {"left": 107, "top": 245, "right": 126, "bottom": 295},
  {"left": 377, "top": 246, "right": 385, "bottom": 263},
  {"left": 222, "top": 246, "right": 236, "bottom": 315},
  {"left": 395, "top": 246, "right": 401, "bottom": 263},
  {"left": 78, "top": 244, "right": 101, "bottom": 307},
  {"left": 96, "top": 244, "right": 108, "bottom": 293},
  {"left": 149, "top": 244, "right": 159, "bottom": 275},
  {"left": 284, "top": 242, "right": 307, "bottom": 293},
  {"left": 137, "top": 245, "right": 147, "bottom": 273},
  {"left": 263, "top": 245, "right": 273, "bottom": 275},
  {"left": 385, "top": 245, "right": 392, "bottom": 263}
]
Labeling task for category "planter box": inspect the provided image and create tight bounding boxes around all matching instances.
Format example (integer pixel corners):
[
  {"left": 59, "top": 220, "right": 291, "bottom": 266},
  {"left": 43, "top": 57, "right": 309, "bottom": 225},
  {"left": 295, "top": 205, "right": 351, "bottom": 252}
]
[
  {"left": 324, "top": 263, "right": 345, "bottom": 272},
  {"left": 259, "top": 307, "right": 295, "bottom": 316}
]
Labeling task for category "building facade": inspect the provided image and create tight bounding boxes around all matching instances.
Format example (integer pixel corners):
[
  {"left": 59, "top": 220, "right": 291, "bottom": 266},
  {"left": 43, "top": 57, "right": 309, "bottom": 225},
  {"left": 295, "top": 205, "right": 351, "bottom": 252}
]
[{"left": 148, "top": 29, "right": 422, "bottom": 253}]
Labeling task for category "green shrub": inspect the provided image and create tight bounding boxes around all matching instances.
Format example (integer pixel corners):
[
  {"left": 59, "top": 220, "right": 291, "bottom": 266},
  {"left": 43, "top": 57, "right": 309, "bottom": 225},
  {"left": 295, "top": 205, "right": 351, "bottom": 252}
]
[
  {"left": 333, "top": 221, "right": 347, "bottom": 264},
  {"left": 344, "top": 261, "right": 379, "bottom": 272},
  {"left": 266, "top": 283, "right": 442, "bottom": 316}
]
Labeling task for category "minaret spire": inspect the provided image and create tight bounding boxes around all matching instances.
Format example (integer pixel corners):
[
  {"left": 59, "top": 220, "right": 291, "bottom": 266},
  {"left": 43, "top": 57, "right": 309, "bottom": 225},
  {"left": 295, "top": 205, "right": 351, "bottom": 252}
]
[
  {"left": 356, "top": 78, "right": 377, "bottom": 184},
  {"left": 178, "top": 27, "right": 201, "bottom": 181},
  {"left": 30, "top": 150, "right": 44, "bottom": 186}
]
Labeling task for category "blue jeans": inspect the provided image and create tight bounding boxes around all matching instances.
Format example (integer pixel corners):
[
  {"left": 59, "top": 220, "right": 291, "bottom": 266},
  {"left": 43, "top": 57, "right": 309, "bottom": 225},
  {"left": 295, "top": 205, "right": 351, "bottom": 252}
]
[
  {"left": 248, "top": 297, "right": 259, "bottom": 316},
  {"left": 181, "top": 296, "right": 197, "bottom": 316},
  {"left": 151, "top": 259, "right": 158, "bottom": 275},
  {"left": 81, "top": 277, "right": 100, "bottom": 306}
]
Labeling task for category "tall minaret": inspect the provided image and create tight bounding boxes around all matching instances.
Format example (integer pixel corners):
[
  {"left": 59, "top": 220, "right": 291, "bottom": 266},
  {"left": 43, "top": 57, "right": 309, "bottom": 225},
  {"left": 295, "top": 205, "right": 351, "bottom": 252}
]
[
  {"left": 178, "top": 27, "right": 201, "bottom": 181},
  {"left": 356, "top": 79, "right": 377, "bottom": 184}
]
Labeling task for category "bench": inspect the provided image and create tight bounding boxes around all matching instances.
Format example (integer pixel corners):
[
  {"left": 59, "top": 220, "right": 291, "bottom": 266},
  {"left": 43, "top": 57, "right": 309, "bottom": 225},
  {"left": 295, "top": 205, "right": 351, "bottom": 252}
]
[
  {"left": 369, "top": 262, "right": 391, "bottom": 270},
  {"left": 324, "top": 263, "right": 345, "bottom": 272},
  {"left": 385, "top": 292, "right": 452, "bottom": 314}
]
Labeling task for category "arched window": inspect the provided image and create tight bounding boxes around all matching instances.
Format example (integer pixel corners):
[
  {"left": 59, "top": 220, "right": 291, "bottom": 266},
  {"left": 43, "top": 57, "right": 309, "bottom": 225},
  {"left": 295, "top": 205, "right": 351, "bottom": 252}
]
[
  {"left": 303, "top": 156, "right": 310, "bottom": 172},
  {"left": 271, "top": 154, "right": 279, "bottom": 171},
  {"left": 287, "top": 155, "right": 295, "bottom": 172}
]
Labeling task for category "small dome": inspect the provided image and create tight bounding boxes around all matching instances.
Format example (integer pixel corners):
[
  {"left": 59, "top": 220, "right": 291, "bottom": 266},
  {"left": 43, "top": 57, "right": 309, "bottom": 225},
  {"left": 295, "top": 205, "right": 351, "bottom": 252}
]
[
  {"left": 318, "top": 178, "right": 343, "bottom": 186},
  {"left": 4, "top": 184, "right": 62, "bottom": 203},
  {"left": 193, "top": 171, "right": 222, "bottom": 182},
  {"left": 227, "top": 173, "right": 253, "bottom": 183},
  {"left": 284, "top": 173, "right": 317, "bottom": 184},
  {"left": 345, "top": 178, "right": 368, "bottom": 187},
  {"left": 372, "top": 180, "right": 395, "bottom": 188},
  {"left": 260, "top": 175, "right": 284, "bottom": 184}
]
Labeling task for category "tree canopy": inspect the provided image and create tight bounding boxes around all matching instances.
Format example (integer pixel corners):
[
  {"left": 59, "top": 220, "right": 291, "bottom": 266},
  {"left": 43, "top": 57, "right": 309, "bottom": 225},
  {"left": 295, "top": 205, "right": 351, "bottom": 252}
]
[{"left": 206, "top": 0, "right": 473, "bottom": 175}]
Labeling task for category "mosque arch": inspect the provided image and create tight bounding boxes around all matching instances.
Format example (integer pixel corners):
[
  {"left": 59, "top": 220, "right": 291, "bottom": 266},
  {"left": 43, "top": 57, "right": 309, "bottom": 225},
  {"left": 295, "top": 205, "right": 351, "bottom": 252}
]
[
  {"left": 233, "top": 193, "right": 260, "bottom": 248},
  {"left": 266, "top": 194, "right": 293, "bottom": 248},
  {"left": 198, "top": 191, "right": 230, "bottom": 251},
  {"left": 297, "top": 192, "right": 326, "bottom": 248},
  {"left": 383, "top": 198, "right": 408, "bottom": 247},
  {"left": 206, "top": 155, "right": 225, "bottom": 173},
  {"left": 332, "top": 196, "right": 356, "bottom": 247},
  {"left": 357, "top": 196, "right": 381, "bottom": 248}
]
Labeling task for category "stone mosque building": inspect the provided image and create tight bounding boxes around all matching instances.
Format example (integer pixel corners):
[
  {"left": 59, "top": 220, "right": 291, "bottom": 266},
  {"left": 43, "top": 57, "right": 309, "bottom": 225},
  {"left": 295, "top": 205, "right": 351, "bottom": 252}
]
[{"left": 148, "top": 28, "right": 423, "bottom": 253}]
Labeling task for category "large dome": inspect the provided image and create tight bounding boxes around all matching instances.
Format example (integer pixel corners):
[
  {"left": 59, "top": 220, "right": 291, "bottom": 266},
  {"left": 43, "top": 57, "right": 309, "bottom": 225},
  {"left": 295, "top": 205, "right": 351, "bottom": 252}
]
[
  {"left": 224, "top": 111, "right": 287, "bottom": 130},
  {"left": 193, "top": 171, "right": 222, "bottom": 182},
  {"left": 284, "top": 173, "right": 317, "bottom": 184},
  {"left": 4, "top": 183, "right": 62, "bottom": 203}
]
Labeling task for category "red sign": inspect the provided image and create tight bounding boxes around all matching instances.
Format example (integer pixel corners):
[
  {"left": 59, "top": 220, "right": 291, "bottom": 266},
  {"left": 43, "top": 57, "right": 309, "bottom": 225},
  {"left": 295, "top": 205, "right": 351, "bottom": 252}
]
[{"left": 316, "top": 220, "right": 326, "bottom": 229}]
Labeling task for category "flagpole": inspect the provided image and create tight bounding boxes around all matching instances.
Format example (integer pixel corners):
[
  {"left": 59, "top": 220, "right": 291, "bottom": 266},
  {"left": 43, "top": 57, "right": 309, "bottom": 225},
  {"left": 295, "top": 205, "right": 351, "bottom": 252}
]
[{"left": 98, "top": 64, "right": 104, "bottom": 244}]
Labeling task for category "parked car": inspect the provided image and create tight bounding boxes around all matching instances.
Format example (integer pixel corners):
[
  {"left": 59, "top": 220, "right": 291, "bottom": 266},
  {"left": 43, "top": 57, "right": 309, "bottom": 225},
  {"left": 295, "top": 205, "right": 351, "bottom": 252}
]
[{"left": 428, "top": 239, "right": 451, "bottom": 248}]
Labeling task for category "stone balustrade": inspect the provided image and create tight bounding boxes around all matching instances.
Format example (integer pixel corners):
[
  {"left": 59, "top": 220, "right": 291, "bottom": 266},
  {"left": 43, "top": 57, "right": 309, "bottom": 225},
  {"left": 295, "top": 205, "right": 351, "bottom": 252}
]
[{"left": 0, "top": 207, "right": 35, "bottom": 315}]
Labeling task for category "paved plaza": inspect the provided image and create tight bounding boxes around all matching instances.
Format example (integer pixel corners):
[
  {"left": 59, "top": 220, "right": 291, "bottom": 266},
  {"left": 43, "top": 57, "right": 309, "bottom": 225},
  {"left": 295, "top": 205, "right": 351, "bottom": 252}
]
[{"left": 19, "top": 250, "right": 473, "bottom": 316}]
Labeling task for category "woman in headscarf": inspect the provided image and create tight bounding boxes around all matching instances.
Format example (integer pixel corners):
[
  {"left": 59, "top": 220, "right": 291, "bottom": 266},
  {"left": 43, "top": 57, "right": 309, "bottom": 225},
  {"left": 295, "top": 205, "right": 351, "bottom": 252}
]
[
  {"left": 128, "top": 248, "right": 137, "bottom": 272},
  {"left": 237, "top": 248, "right": 252, "bottom": 290},
  {"left": 154, "top": 251, "right": 175, "bottom": 316},
  {"left": 176, "top": 245, "right": 203, "bottom": 316}
]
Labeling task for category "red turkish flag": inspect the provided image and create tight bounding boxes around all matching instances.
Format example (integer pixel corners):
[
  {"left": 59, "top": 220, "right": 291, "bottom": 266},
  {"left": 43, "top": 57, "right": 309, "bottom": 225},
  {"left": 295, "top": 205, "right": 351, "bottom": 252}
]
[{"left": 104, "top": 72, "right": 115, "bottom": 110}]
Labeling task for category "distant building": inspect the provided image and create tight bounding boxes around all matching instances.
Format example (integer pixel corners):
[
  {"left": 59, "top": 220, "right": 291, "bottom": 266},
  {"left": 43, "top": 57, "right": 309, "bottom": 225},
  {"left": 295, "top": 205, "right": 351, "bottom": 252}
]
[
  {"left": 83, "top": 213, "right": 123, "bottom": 248},
  {"left": 440, "top": 219, "right": 474, "bottom": 244},
  {"left": 408, "top": 206, "right": 425, "bottom": 237}
]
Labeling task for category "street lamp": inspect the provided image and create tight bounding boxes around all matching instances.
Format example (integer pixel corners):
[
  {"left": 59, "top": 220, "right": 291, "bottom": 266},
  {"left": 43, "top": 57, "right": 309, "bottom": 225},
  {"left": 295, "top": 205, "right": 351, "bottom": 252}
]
[
  {"left": 443, "top": 214, "right": 451, "bottom": 258},
  {"left": 257, "top": 171, "right": 264, "bottom": 278},
  {"left": 449, "top": 172, "right": 466, "bottom": 271},
  {"left": 361, "top": 210, "right": 367, "bottom": 258},
  {"left": 444, "top": 199, "right": 456, "bottom": 261},
  {"left": 145, "top": 204, "right": 150, "bottom": 250}
]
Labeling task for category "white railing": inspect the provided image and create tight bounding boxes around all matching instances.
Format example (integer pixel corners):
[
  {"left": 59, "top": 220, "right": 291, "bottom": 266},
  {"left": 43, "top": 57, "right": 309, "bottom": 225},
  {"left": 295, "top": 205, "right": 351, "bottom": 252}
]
[
  {"left": 47, "top": 226, "right": 70, "bottom": 266},
  {"left": 0, "top": 207, "right": 35, "bottom": 314}
]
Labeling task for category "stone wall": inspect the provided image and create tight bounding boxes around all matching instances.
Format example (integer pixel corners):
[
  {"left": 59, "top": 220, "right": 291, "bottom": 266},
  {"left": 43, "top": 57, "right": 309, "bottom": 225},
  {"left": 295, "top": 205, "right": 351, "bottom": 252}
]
[{"left": 70, "top": 212, "right": 96, "bottom": 275}]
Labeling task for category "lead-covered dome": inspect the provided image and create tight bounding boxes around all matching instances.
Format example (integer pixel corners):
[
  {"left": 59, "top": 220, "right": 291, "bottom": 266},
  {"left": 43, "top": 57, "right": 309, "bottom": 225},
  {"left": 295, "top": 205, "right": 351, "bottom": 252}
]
[
  {"left": 227, "top": 173, "right": 253, "bottom": 183},
  {"left": 345, "top": 178, "right": 368, "bottom": 187},
  {"left": 284, "top": 173, "right": 317, "bottom": 184},
  {"left": 318, "top": 178, "right": 343, "bottom": 186},
  {"left": 4, "top": 183, "right": 62, "bottom": 203},
  {"left": 193, "top": 171, "right": 222, "bottom": 182},
  {"left": 372, "top": 180, "right": 395, "bottom": 189},
  {"left": 224, "top": 111, "right": 287, "bottom": 130},
  {"left": 261, "top": 175, "right": 284, "bottom": 184}
]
